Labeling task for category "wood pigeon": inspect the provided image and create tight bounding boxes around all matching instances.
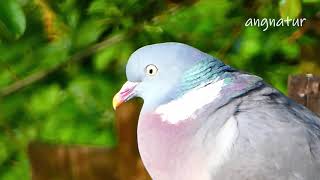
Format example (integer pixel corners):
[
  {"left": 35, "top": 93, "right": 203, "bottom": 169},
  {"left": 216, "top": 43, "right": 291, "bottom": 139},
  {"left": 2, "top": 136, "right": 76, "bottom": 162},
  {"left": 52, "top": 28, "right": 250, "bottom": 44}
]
[{"left": 113, "top": 42, "right": 320, "bottom": 180}]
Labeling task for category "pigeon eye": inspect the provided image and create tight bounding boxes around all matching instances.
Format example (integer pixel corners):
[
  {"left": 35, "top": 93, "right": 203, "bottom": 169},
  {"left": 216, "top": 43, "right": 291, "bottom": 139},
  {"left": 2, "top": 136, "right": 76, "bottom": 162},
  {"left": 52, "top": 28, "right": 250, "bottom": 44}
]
[{"left": 145, "top": 64, "right": 158, "bottom": 76}]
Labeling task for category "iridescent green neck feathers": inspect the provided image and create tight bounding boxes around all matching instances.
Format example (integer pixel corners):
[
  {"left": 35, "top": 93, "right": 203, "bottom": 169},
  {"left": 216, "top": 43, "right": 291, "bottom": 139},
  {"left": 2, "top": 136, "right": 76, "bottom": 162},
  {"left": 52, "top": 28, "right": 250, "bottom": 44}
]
[{"left": 177, "top": 58, "right": 235, "bottom": 96}]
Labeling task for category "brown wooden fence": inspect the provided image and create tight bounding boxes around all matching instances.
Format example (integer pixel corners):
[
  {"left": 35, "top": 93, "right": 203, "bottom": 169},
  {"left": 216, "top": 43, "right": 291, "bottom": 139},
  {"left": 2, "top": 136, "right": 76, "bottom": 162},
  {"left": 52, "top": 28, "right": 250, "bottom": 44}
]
[{"left": 28, "top": 75, "right": 320, "bottom": 180}]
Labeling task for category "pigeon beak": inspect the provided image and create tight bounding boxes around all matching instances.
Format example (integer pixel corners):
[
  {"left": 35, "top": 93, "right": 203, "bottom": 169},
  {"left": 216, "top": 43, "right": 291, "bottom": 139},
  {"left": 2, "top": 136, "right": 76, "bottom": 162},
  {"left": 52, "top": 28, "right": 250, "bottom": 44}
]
[{"left": 113, "top": 81, "right": 139, "bottom": 110}]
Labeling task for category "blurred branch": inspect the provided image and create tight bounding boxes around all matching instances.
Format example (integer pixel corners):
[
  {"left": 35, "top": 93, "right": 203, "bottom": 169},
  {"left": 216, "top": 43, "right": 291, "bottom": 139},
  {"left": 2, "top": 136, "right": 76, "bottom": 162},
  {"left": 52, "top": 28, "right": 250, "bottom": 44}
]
[
  {"left": 0, "top": 33, "right": 126, "bottom": 97},
  {"left": 0, "top": 3, "right": 193, "bottom": 98}
]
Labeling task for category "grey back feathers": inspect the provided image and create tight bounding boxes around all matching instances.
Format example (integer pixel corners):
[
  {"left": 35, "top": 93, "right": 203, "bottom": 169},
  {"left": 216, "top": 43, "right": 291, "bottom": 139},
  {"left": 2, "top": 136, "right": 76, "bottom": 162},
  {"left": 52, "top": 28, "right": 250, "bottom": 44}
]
[{"left": 200, "top": 79, "right": 320, "bottom": 180}]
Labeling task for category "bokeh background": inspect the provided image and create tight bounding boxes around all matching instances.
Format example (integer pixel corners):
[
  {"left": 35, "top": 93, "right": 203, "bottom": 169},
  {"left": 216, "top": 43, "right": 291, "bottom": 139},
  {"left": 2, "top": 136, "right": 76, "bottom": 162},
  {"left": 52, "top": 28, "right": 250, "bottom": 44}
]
[{"left": 0, "top": 0, "right": 319, "bottom": 179}]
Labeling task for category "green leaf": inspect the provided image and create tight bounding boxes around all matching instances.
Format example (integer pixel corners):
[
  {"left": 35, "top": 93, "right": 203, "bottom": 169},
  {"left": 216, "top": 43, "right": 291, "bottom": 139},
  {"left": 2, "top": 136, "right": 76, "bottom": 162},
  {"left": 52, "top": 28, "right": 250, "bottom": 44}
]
[
  {"left": 28, "top": 84, "right": 63, "bottom": 115},
  {"left": 0, "top": 0, "right": 26, "bottom": 40},
  {"left": 94, "top": 43, "right": 133, "bottom": 71},
  {"left": 94, "top": 46, "right": 117, "bottom": 71},
  {"left": 73, "top": 18, "right": 106, "bottom": 49},
  {"left": 279, "top": 0, "right": 302, "bottom": 19},
  {"left": 281, "top": 42, "right": 300, "bottom": 59}
]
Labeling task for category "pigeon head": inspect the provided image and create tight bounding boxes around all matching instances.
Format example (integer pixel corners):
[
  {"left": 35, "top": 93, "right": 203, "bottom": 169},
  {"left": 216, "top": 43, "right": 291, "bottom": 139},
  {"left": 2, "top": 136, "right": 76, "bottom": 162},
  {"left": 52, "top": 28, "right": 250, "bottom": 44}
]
[{"left": 113, "top": 42, "right": 231, "bottom": 112}]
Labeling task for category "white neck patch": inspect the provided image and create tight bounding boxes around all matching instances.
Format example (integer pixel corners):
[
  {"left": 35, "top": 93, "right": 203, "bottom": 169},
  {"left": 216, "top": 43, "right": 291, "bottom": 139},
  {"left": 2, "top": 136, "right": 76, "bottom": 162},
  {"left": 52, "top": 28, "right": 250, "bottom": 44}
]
[{"left": 154, "top": 79, "right": 225, "bottom": 124}]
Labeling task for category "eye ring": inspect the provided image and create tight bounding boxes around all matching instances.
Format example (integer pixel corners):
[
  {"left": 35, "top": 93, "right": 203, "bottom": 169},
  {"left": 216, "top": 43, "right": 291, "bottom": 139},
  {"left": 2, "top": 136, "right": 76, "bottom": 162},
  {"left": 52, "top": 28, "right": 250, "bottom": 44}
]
[{"left": 145, "top": 64, "right": 158, "bottom": 76}]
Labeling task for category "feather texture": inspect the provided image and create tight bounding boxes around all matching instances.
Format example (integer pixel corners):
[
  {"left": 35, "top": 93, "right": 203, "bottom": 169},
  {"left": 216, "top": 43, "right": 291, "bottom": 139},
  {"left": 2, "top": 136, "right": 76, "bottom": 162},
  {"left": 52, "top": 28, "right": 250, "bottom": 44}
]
[{"left": 138, "top": 72, "right": 320, "bottom": 180}]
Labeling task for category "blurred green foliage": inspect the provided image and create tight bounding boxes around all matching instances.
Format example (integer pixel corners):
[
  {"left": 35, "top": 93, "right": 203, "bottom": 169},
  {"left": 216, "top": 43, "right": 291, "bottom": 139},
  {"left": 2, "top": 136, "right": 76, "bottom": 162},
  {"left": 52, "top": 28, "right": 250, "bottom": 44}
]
[
  {"left": 0, "top": 0, "right": 319, "bottom": 179},
  {"left": 279, "top": 0, "right": 302, "bottom": 18}
]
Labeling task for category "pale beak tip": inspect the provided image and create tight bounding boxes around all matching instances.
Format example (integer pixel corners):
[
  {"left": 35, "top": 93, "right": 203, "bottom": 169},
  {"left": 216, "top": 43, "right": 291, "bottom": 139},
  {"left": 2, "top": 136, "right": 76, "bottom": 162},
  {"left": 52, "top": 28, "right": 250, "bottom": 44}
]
[
  {"left": 112, "top": 93, "right": 120, "bottom": 110},
  {"left": 112, "top": 81, "right": 139, "bottom": 110}
]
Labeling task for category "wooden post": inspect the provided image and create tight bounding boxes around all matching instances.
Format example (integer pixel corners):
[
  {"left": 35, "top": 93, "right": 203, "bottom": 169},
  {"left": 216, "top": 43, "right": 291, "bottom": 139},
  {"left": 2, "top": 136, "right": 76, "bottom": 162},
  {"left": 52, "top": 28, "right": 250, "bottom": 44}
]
[
  {"left": 114, "top": 98, "right": 150, "bottom": 180},
  {"left": 288, "top": 74, "right": 320, "bottom": 116},
  {"left": 28, "top": 143, "right": 118, "bottom": 180}
]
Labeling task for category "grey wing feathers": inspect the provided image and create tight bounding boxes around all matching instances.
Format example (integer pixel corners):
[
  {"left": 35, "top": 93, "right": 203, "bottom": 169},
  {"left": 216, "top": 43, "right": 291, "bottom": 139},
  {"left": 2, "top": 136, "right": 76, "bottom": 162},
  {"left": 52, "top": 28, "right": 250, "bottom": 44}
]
[{"left": 207, "top": 85, "right": 320, "bottom": 180}]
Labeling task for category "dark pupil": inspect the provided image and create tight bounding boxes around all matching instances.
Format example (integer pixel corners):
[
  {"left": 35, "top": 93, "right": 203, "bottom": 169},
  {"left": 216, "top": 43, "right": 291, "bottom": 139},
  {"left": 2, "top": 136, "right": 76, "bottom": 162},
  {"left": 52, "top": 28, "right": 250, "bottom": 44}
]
[{"left": 149, "top": 69, "right": 153, "bottom": 74}]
